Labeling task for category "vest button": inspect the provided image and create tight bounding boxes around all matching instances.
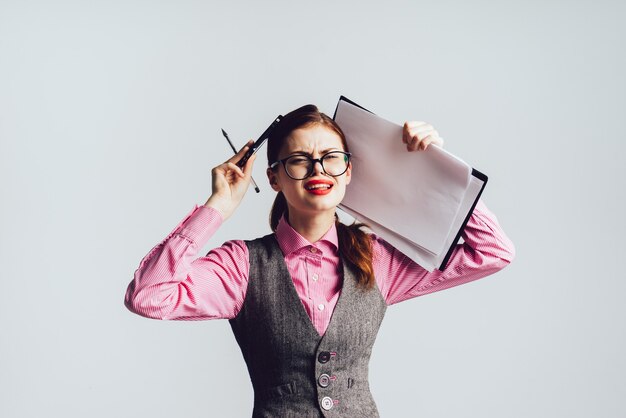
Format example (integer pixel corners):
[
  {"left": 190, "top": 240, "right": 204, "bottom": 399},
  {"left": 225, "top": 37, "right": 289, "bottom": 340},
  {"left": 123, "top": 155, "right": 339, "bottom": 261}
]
[
  {"left": 318, "top": 373, "right": 331, "bottom": 388},
  {"left": 318, "top": 351, "right": 331, "bottom": 363},
  {"left": 321, "top": 396, "right": 334, "bottom": 411}
]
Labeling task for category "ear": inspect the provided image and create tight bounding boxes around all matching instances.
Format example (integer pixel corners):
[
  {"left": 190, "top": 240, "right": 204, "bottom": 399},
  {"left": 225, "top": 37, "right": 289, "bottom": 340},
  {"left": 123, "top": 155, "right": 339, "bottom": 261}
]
[
  {"left": 345, "top": 161, "right": 352, "bottom": 185},
  {"left": 266, "top": 167, "right": 281, "bottom": 192}
]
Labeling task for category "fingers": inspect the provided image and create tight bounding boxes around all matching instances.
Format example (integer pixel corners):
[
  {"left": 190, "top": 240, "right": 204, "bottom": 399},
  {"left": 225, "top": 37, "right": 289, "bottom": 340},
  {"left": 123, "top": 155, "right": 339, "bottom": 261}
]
[
  {"left": 212, "top": 138, "right": 258, "bottom": 191},
  {"left": 227, "top": 139, "right": 254, "bottom": 164},
  {"left": 212, "top": 161, "right": 245, "bottom": 182},
  {"left": 213, "top": 153, "right": 257, "bottom": 184},
  {"left": 402, "top": 121, "right": 428, "bottom": 143},
  {"left": 225, "top": 162, "right": 245, "bottom": 178},
  {"left": 241, "top": 152, "right": 257, "bottom": 176},
  {"left": 403, "top": 121, "right": 442, "bottom": 151}
]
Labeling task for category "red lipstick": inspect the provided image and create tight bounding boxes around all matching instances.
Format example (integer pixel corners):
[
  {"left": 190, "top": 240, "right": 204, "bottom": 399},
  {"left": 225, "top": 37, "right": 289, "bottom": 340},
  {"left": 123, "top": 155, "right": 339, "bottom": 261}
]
[{"left": 304, "top": 179, "right": 334, "bottom": 195}]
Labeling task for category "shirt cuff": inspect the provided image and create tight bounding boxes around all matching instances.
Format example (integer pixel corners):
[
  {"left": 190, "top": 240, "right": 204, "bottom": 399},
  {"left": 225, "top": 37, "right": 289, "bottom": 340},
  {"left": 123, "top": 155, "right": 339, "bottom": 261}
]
[{"left": 175, "top": 204, "right": 224, "bottom": 248}]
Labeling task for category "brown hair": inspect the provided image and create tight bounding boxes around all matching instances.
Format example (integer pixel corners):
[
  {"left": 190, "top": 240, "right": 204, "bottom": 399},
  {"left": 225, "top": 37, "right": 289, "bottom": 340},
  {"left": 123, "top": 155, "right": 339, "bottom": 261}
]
[{"left": 267, "top": 104, "right": 375, "bottom": 290}]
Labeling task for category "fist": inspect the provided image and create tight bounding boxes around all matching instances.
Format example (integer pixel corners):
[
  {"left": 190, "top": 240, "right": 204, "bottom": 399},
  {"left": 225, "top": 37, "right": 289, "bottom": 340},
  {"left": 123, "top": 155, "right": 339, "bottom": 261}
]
[{"left": 402, "top": 121, "right": 444, "bottom": 151}]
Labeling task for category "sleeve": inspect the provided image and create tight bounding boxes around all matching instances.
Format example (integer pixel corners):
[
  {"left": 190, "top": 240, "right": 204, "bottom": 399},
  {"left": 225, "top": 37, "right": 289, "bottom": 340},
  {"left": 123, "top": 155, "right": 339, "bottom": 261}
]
[
  {"left": 374, "top": 199, "right": 515, "bottom": 305},
  {"left": 124, "top": 204, "right": 249, "bottom": 320}
]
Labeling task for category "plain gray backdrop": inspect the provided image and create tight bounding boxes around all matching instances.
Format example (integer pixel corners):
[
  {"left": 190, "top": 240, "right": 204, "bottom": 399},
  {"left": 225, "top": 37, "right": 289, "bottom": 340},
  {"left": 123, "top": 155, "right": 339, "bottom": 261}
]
[{"left": 1, "top": 0, "right": 625, "bottom": 417}]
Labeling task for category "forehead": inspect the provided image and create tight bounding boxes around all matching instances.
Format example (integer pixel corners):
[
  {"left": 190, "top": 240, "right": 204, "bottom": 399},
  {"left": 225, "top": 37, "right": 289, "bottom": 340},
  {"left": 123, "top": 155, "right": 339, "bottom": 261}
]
[{"left": 283, "top": 124, "right": 344, "bottom": 154}]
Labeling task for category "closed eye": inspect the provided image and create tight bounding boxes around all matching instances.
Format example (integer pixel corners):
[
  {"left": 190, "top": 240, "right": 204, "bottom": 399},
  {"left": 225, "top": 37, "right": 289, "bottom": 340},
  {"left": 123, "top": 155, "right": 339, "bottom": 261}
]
[
  {"left": 286, "top": 156, "right": 309, "bottom": 165},
  {"left": 323, "top": 154, "right": 340, "bottom": 160}
]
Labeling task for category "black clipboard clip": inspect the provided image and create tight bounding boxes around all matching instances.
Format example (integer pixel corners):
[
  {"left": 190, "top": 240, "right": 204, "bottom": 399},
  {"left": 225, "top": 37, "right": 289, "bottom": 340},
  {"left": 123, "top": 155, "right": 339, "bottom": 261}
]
[{"left": 236, "top": 115, "right": 283, "bottom": 168}]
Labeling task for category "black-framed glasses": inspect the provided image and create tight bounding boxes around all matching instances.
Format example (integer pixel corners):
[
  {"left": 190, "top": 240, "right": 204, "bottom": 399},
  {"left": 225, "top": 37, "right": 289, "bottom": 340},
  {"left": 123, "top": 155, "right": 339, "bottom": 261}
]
[{"left": 269, "top": 151, "right": 352, "bottom": 180}]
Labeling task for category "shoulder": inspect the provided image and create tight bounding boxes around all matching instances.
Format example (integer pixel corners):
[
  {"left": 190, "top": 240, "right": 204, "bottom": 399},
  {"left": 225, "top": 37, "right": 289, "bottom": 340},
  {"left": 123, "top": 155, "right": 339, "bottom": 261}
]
[
  {"left": 244, "top": 233, "right": 276, "bottom": 248},
  {"left": 369, "top": 233, "right": 395, "bottom": 257},
  {"left": 243, "top": 233, "right": 281, "bottom": 260}
]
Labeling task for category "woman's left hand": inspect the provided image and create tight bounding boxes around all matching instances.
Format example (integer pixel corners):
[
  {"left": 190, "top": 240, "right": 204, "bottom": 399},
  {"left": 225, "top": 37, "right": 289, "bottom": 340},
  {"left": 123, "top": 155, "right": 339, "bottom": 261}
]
[{"left": 402, "top": 121, "right": 444, "bottom": 151}]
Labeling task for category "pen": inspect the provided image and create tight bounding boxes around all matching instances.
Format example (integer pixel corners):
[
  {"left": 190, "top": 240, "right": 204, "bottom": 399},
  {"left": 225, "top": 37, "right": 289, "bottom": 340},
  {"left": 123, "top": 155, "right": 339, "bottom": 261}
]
[{"left": 221, "top": 128, "right": 260, "bottom": 193}]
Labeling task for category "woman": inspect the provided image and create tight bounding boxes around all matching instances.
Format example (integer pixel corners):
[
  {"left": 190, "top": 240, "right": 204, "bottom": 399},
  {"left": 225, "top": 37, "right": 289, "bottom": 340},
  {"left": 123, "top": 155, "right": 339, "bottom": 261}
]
[{"left": 125, "top": 104, "right": 515, "bottom": 417}]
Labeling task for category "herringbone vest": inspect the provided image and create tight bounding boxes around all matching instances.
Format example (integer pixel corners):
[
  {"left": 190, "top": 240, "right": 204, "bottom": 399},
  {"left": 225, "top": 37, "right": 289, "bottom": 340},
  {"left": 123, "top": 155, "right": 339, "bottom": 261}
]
[{"left": 229, "top": 234, "right": 387, "bottom": 417}]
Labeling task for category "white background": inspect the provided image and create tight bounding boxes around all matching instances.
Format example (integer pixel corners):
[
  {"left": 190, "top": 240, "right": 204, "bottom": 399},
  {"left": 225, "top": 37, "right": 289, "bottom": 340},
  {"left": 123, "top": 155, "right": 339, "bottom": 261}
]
[{"left": 1, "top": 1, "right": 625, "bottom": 417}]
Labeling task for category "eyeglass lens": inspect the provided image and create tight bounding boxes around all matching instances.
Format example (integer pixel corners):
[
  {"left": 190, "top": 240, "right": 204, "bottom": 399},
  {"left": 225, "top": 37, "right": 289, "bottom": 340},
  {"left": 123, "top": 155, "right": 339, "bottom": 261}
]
[{"left": 284, "top": 151, "right": 349, "bottom": 179}]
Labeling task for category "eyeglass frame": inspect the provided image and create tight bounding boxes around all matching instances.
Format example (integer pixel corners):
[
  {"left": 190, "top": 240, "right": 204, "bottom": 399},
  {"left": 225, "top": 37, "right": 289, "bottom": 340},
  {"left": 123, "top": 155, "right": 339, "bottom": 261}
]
[{"left": 268, "top": 150, "right": 352, "bottom": 180}]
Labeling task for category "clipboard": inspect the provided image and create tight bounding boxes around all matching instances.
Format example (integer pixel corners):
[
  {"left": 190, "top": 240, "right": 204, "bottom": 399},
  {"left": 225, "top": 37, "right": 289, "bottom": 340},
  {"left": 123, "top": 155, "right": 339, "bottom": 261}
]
[{"left": 332, "top": 96, "right": 488, "bottom": 271}]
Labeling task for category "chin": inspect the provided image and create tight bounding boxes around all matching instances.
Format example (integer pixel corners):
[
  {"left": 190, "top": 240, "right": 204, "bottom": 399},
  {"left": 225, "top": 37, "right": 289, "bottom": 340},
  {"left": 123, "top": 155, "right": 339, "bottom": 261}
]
[
  {"left": 311, "top": 196, "right": 345, "bottom": 213},
  {"left": 295, "top": 194, "right": 343, "bottom": 215}
]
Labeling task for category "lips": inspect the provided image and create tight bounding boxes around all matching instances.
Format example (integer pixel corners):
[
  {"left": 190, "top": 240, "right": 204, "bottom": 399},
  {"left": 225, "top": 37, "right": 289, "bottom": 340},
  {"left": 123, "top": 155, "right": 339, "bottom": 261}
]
[{"left": 304, "top": 179, "right": 334, "bottom": 195}]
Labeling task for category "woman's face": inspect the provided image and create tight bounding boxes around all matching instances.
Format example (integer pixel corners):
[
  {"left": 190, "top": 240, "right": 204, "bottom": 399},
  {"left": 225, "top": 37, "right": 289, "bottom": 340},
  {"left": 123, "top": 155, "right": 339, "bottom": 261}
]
[{"left": 267, "top": 124, "right": 351, "bottom": 219}]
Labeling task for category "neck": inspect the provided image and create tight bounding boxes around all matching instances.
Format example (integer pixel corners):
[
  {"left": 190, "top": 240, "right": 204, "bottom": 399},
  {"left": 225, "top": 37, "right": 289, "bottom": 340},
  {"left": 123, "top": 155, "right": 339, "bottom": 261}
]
[{"left": 286, "top": 208, "right": 336, "bottom": 243}]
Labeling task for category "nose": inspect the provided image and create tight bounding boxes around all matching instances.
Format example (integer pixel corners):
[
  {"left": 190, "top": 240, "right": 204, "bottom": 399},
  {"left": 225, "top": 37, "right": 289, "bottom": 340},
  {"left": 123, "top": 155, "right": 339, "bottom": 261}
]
[{"left": 311, "top": 159, "right": 325, "bottom": 176}]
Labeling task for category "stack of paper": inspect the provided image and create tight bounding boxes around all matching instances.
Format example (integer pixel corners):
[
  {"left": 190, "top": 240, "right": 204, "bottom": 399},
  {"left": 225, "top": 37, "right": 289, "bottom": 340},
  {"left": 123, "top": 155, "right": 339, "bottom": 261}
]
[{"left": 333, "top": 97, "right": 487, "bottom": 271}]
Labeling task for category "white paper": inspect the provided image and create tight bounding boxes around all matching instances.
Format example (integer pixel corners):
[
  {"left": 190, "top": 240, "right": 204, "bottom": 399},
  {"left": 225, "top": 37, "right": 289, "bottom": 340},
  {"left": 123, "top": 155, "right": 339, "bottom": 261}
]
[
  {"left": 339, "top": 169, "right": 484, "bottom": 272},
  {"left": 335, "top": 100, "right": 472, "bottom": 256}
]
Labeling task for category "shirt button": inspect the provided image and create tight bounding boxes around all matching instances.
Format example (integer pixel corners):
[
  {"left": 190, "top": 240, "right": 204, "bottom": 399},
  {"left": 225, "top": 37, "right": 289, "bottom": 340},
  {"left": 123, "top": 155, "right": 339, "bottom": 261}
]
[
  {"left": 318, "top": 303, "right": 325, "bottom": 311},
  {"left": 310, "top": 247, "right": 318, "bottom": 253},
  {"left": 318, "top": 351, "right": 331, "bottom": 363},
  {"left": 312, "top": 273, "right": 319, "bottom": 281},
  {"left": 318, "top": 373, "right": 331, "bottom": 388},
  {"left": 321, "top": 396, "right": 334, "bottom": 411}
]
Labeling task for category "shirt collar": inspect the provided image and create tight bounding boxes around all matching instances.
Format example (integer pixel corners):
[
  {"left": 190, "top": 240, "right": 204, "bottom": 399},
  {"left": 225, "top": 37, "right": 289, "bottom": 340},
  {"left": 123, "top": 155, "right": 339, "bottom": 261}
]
[{"left": 275, "top": 215, "right": 339, "bottom": 256}]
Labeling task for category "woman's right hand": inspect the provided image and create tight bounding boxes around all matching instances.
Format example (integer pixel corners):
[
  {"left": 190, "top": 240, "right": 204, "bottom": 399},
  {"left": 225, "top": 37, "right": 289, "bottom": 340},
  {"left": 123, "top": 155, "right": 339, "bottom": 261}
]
[{"left": 204, "top": 140, "right": 257, "bottom": 220}]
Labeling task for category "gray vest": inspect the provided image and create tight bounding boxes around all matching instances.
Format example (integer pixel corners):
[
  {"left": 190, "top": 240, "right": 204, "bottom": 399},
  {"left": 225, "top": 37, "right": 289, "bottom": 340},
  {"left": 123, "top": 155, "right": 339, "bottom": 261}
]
[{"left": 229, "top": 234, "right": 387, "bottom": 417}]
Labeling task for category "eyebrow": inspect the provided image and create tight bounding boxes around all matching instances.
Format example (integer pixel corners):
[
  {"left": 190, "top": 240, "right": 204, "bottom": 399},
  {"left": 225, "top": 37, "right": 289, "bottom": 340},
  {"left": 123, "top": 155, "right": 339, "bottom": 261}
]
[{"left": 287, "top": 148, "right": 342, "bottom": 156}]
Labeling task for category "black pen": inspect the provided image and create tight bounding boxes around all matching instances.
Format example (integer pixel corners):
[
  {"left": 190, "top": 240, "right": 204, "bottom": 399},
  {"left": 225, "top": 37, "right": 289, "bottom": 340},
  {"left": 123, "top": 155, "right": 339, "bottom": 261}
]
[{"left": 221, "top": 128, "right": 260, "bottom": 193}]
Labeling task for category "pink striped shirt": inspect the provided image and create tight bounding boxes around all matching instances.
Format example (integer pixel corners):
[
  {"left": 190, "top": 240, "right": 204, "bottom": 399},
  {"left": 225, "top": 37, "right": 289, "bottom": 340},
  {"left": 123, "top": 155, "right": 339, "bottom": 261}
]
[{"left": 125, "top": 200, "right": 515, "bottom": 335}]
